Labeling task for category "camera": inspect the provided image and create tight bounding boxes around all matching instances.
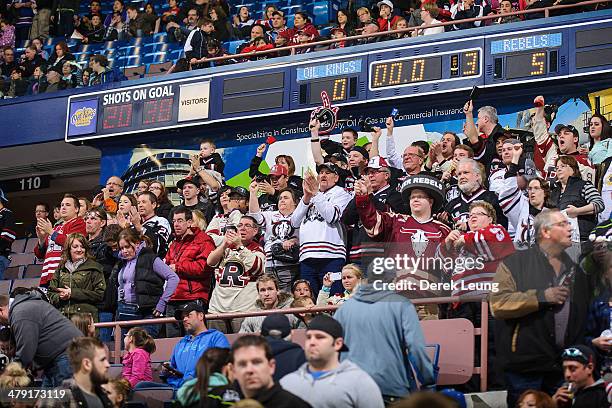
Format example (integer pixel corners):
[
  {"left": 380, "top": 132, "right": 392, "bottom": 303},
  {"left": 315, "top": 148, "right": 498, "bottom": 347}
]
[
  {"left": 224, "top": 225, "right": 237, "bottom": 234},
  {"left": 255, "top": 174, "right": 269, "bottom": 183},
  {"left": 360, "top": 122, "right": 374, "bottom": 132}
]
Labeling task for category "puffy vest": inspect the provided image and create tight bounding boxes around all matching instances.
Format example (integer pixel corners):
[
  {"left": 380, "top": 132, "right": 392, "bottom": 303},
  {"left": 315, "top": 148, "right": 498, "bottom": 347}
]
[
  {"left": 550, "top": 176, "right": 596, "bottom": 242},
  {"left": 118, "top": 247, "right": 164, "bottom": 311}
]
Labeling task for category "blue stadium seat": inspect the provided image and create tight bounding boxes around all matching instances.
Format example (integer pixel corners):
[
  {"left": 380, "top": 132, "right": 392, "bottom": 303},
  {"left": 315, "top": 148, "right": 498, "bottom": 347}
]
[
  {"left": 79, "top": 43, "right": 105, "bottom": 54},
  {"left": 319, "top": 25, "right": 332, "bottom": 38},
  {"left": 169, "top": 49, "right": 183, "bottom": 60},
  {"left": 121, "top": 46, "right": 143, "bottom": 56},
  {"left": 144, "top": 42, "right": 168, "bottom": 54},
  {"left": 226, "top": 40, "right": 243, "bottom": 54},
  {"left": 129, "top": 37, "right": 145, "bottom": 46},
  {"left": 235, "top": 3, "right": 255, "bottom": 12},
  {"left": 103, "top": 41, "right": 117, "bottom": 49},
  {"left": 310, "top": 2, "right": 330, "bottom": 25},
  {"left": 16, "top": 40, "right": 30, "bottom": 48},
  {"left": 117, "top": 55, "right": 142, "bottom": 68},
  {"left": 285, "top": 14, "right": 295, "bottom": 27},
  {"left": 153, "top": 32, "right": 168, "bottom": 42},
  {"left": 280, "top": 5, "right": 302, "bottom": 15},
  {"left": 143, "top": 52, "right": 168, "bottom": 64}
]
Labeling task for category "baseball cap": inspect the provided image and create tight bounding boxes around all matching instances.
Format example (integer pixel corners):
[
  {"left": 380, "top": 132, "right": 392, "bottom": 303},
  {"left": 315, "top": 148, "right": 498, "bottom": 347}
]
[
  {"left": 0, "top": 188, "right": 7, "bottom": 205},
  {"left": 561, "top": 345, "right": 596, "bottom": 365},
  {"left": 269, "top": 164, "right": 288, "bottom": 177},
  {"left": 230, "top": 186, "right": 249, "bottom": 198},
  {"left": 316, "top": 162, "right": 340, "bottom": 174},
  {"left": 176, "top": 176, "right": 201, "bottom": 190},
  {"left": 330, "top": 27, "right": 346, "bottom": 35},
  {"left": 366, "top": 156, "right": 389, "bottom": 170},
  {"left": 329, "top": 152, "right": 347, "bottom": 164},
  {"left": 377, "top": 0, "right": 394, "bottom": 10},
  {"left": 261, "top": 313, "right": 291, "bottom": 338},
  {"left": 307, "top": 315, "right": 349, "bottom": 351},
  {"left": 350, "top": 146, "right": 370, "bottom": 161},
  {"left": 554, "top": 124, "right": 579, "bottom": 138},
  {"left": 174, "top": 301, "right": 205, "bottom": 320}
]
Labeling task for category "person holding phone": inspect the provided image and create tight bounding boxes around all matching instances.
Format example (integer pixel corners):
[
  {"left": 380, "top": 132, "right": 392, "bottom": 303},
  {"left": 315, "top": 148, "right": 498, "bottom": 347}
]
[{"left": 316, "top": 264, "right": 363, "bottom": 306}]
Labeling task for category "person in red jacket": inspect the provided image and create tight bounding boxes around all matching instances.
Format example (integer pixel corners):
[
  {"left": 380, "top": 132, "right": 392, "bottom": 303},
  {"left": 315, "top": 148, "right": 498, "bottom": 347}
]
[
  {"left": 35, "top": 194, "right": 86, "bottom": 287},
  {"left": 280, "top": 11, "right": 319, "bottom": 46},
  {"left": 376, "top": 0, "right": 401, "bottom": 31},
  {"left": 164, "top": 206, "right": 216, "bottom": 337}
]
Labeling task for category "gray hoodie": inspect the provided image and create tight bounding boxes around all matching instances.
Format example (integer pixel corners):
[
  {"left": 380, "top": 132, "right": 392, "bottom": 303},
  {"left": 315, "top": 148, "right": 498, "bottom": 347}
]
[
  {"left": 238, "top": 292, "right": 295, "bottom": 333},
  {"left": 10, "top": 291, "right": 83, "bottom": 369},
  {"left": 333, "top": 284, "right": 435, "bottom": 397},
  {"left": 280, "top": 360, "right": 384, "bottom": 408}
]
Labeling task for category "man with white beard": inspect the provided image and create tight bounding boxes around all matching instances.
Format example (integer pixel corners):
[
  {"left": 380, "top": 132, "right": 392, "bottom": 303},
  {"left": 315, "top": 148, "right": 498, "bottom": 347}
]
[{"left": 444, "top": 158, "right": 507, "bottom": 230}]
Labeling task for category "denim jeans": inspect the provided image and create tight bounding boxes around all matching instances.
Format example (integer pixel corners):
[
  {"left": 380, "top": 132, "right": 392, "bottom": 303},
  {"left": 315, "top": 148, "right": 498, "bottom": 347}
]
[
  {"left": 98, "top": 311, "right": 115, "bottom": 343},
  {"left": 266, "top": 264, "right": 299, "bottom": 293},
  {"left": 504, "top": 371, "right": 563, "bottom": 407},
  {"left": 0, "top": 256, "right": 9, "bottom": 281},
  {"left": 41, "top": 353, "right": 73, "bottom": 387},
  {"left": 300, "top": 257, "right": 345, "bottom": 298},
  {"left": 117, "top": 302, "right": 160, "bottom": 339}
]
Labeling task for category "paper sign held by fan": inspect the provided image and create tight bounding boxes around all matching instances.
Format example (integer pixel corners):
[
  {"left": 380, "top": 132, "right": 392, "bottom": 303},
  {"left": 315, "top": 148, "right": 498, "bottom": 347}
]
[{"left": 310, "top": 91, "right": 339, "bottom": 135}]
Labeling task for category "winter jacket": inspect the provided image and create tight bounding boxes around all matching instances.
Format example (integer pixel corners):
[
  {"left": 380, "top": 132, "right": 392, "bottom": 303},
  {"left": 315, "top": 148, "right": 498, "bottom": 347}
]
[
  {"left": 165, "top": 228, "right": 216, "bottom": 302},
  {"left": 238, "top": 292, "right": 294, "bottom": 333},
  {"left": 490, "top": 245, "right": 590, "bottom": 374},
  {"left": 176, "top": 372, "right": 229, "bottom": 407},
  {"left": 37, "top": 378, "right": 113, "bottom": 408},
  {"left": 89, "top": 66, "right": 126, "bottom": 86},
  {"left": 251, "top": 383, "right": 311, "bottom": 408},
  {"left": 184, "top": 28, "right": 214, "bottom": 67},
  {"left": 0, "top": 207, "right": 16, "bottom": 258},
  {"left": 156, "top": 200, "right": 174, "bottom": 223},
  {"left": 267, "top": 337, "right": 306, "bottom": 382},
  {"left": 122, "top": 347, "right": 153, "bottom": 387},
  {"left": 572, "top": 379, "right": 609, "bottom": 407},
  {"left": 9, "top": 290, "right": 83, "bottom": 369},
  {"left": 280, "top": 360, "right": 384, "bottom": 408},
  {"left": 280, "top": 23, "right": 319, "bottom": 45},
  {"left": 166, "top": 329, "right": 230, "bottom": 389},
  {"left": 48, "top": 258, "right": 106, "bottom": 319},
  {"left": 334, "top": 285, "right": 436, "bottom": 397},
  {"left": 19, "top": 54, "right": 45, "bottom": 78}
]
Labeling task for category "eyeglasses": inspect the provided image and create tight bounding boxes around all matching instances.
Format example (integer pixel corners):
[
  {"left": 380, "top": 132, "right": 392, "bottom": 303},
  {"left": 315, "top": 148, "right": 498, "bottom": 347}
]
[
  {"left": 550, "top": 220, "right": 571, "bottom": 228},
  {"left": 404, "top": 153, "right": 423, "bottom": 159},
  {"left": 469, "top": 211, "right": 490, "bottom": 218}
]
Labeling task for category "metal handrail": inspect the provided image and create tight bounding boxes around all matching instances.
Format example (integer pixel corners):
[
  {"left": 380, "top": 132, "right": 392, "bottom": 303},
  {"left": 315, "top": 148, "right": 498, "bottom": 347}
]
[
  {"left": 199, "top": 0, "right": 611, "bottom": 64},
  {"left": 95, "top": 294, "right": 490, "bottom": 390}
]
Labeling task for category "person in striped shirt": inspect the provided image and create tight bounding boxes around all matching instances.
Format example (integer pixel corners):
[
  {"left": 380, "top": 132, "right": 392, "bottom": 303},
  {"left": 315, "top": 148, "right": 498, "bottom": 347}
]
[{"left": 34, "top": 194, "right": 86, "bottom": 287}]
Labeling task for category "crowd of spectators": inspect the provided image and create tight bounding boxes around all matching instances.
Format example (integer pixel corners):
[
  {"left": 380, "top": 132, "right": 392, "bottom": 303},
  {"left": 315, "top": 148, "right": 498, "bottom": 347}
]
[
  {"left": 0, "top": 90, "right": 611, "bottom": 406},
  {"left": 1, "top": 0, "right": 609, "bottom": 98}
]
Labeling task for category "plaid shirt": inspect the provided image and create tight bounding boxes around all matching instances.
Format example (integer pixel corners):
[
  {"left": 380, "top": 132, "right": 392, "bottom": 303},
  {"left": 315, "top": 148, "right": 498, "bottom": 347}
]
[{"left": 36, "top": 379, "right": 113, "bottom": 408}]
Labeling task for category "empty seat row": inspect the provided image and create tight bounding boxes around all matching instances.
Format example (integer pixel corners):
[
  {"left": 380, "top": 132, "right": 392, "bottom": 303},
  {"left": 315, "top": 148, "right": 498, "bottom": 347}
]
[{"left": 3, "top": 264, "right": 42, "bottom": 280}]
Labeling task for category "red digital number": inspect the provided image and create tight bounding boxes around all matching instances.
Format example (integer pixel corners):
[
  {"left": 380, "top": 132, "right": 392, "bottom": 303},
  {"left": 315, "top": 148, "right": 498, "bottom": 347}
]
[
  {"left": 102, "top": 104, "right": 133, "bottom": 129},
  {"left": 142, "top": 98, "right": 173, "bottom": 125}
]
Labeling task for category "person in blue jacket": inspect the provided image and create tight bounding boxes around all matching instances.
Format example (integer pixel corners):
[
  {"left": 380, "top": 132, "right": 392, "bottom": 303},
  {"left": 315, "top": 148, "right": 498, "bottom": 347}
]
[
  {"left": 88, "top": 54, "right": 127, "bottom": 86},
  {"left": 135, "top": 301, "right": 230, "bottom": 390}
]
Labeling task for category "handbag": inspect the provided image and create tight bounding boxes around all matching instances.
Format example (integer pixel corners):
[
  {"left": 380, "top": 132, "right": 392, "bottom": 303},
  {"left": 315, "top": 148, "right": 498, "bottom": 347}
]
[{"left": 270, "top": 242, "right": 299, "bottom": 263}]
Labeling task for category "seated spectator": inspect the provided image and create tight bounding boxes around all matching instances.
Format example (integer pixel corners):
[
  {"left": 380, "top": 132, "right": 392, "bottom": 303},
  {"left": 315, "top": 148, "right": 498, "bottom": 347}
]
[
  {"left": 281, "top": 315, "right": 384, "bottom": 407},
  {"left": 0, "top": 47, "right": 17, "bottom": 78},
  {"left": 160, "top": 0, "right": 183, "bottom": 30},
  {"left": 260, "top": 314, "right": 306, "bottom": 382},
  {"left": 494, "top": 0, "right": 521, "bottom": 23},
  {"left": 335, "top": 9, "right": 356, "bottom": 37},
  {"left": 175, "top": 347, "right": 233, "bottom": 407},
  {"left": 255, "top": 4, "right": 278, "bottom": 29},
  {"left": 149, "top": 180, "right": 174, "bottom": 221},
  {"left": 241, "top": 36, "right": 276, "bottom": 59},
  {"left": 355, "top": 7, "right": 373, "bottom": 33},
  {"left": 122, "top": 327, "right": 156, "bottom": 387},
  {"left": 390, "top": 17, "right": 410, "bottom": 39},
  {"left": 185, "top": 18, "right": 217, "bottom": 69},
  {"left": 35, "top": 194, "right": 86, "bottom": 287},
  {"left": 30, "top": 38, "right": 49, "bottom": 59},
  {"left": 166, "top": 7, "right": 197, "bottom": 42},
  {"left": 5, "top": 67, "right": 28, "bottom": 97},
  {"left": 291, "top": 166, "right": 352, "bottom": 297},
  {"left": 329, "top": 27, "right": 349, "bottom": 48},
  {"left": 102, "top": 378, "right": 131, "bottom": 408},
  {"left": 281, "top": 11, "right": 319, "bottom": 46},
  {"left": 70, "top": 312, "right": 95, "bottom": 337},
  {"left": 145, "top": 302, "right": 230, "bottom": 390},
  {"left": 249, "top": 182, "right": 299, "bottom": 291},
  {"left": 292, "top": 279, "right": 314, "bottom": 300},
  {"left": 0, "top": 20, "right": 16, "bottom": 49},
  {"left": 164, "top": 206, "right": 216, "bottom": 338},
  {"left": 81, "top": 67, "right": 93, "bottom": 87},
  {"left": 377, "top": 0, "right": 401, "bottom": 31},
  {"left": 355, "top": 22, "right": 382, "bottom": 45},
  {"left": 524, "top": 0, "right": 553, "bottom": 20},
  {"left": 553, "top": 345, "right": 608, "bottom": 407},
  {"left": 316, "top": 264, "right": 362, "bottom": 306},
  {"left": 60, "top": 60, "right": 81, "bottom": 89},
  {"left": 80, "top": 0, "right": 105, "bottom": 32},
  {"left": 200, "top": 39, "right": 234, "bottom": 67},
  {"left": 113, "top": 228, "right": 179, "bottom": 337},
  {"left": 209, "top": 5, "right": 232, "bottom": 41},
  {"left": 490, "top": 209, "right": 590, "bottom": 407},
  {"left": 88, "top": 55, "right": 126, "bottom": 85},
  {"left": 143, "top": 3, "right": 159, "bottom": 34},
  {"left": 229, "top": 335, "right": 311, "bottom": 407},
  {"left": 47, "top": 41, "right": 75, "bottom": 73},
  {"left": 44, "top": 69, "right": 62, "bottom": 92},
  {"left": 237, "top": 23, "right": 270, "bottom": 53},
  {"left": 104, "top": 0, "right": 129, "bottom": 40},
  {"left": 207, "top": 215, "right": 265, "bottom": 333},
  {"left": 78, "top": 198, "right": 93, "bottom": 217},
  {"left": 291, "top": 296, "right": 317, "bottom": 328},
  {"left": 232, "top": 5, "right": 254, "bottom": 39},
  {"left": 516, "top": 390, "right": 555, "bottom": 408},
  {"left": 48, "top": 233, "right": 106, "bottom": 320},
  {"left": 130, "top": 191, "right": 171, "bottom": 257},
  {"left": 27, "top": 65, "right": 46, "bottom": 94},
  {"left": 239, "top": 276, "right": 294, "bottom": 332},
  {"left": 19, "top": 45, "right": 45, "bottom": 78},
  {"left": 451, "top": 0, "right": 489, "bottom": 29},
  {"left": 292, "top": 30, "right": 314, "bottom": 54},
  {"left": 415, "top": 2, "right": 444, "bottom": 35},
  {"left": 270, "top": 11, "right": 288, "bottom": 49}
]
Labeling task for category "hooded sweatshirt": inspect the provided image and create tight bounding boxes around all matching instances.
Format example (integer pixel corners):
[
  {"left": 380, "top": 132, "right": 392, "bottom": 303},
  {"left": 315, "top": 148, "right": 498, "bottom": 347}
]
[
  {"left": 267, "top": 337, "right": 306, "bottom": 382},
  {"left": 333, "top": 285, "right": 435, "bottom": 397},
  {"left": 9, "top": 291, "right": 83, "bottom": 369},
  {"left": 280, "top": 360, "right": 384, "bottom": 408}
]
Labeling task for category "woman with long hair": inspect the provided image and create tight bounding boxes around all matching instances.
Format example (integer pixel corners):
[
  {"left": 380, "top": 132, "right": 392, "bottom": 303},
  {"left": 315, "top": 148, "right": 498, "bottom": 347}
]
[
  {"left": 48, "top": 233, "right": 106, "bottom": 321},
  {"left": 116, "top": 194, "right": 137, "bottom": 228},
  {"left": 70, "top": 312, "right": 96, "bottom": 337},
  {"left": 335, "top": 9, "right": 356, "bottom": 36},
  {"left": 588, "top": 113, "right": 612, "bottom": 165},
  {"left": 149, "top": 181, "right": 174, "bottom": 222},
  {"left": 112, "top": 228, "right": 179, "bottom": 337},
  {"left": 210, "top": 5, "right": 233, "bottom": 41},
  {"left": 317, "top": 264, "right": 362, "bottom": 305},
  {"left": 233, "top": 5, "right": 254, "bottom": 38},
  {"left": 176, "top": 347, "right": 232, "bottom": 408},
  {"left": 47, "top": 41, "right": 75, "bottom": 73},
  {"left": 550, "top": 155, "right": 604, "bottom": 245}
]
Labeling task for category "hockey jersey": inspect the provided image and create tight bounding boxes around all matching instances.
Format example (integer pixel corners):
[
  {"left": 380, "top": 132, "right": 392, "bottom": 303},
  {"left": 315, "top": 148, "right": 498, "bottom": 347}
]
[
  {"left": 142, "top": 216, "right": 171, "bottom": 259},
  {"left": 35, "top": 217, "right": 86, "bottom": 286},
  {"left": 446, "top": 187, "right": 508, "bottom": 229},
  {"left": 206, "top": 209, "right": 244, "bottom": 247},
  {"left": 291, "top": 185, "right": 352, "bottom": 261},
  {"left": 250, "top": 210, "right": 299, "bottom": 267},
  {"left": 208, "top": 241, "right": 265, "bottom": 313}
]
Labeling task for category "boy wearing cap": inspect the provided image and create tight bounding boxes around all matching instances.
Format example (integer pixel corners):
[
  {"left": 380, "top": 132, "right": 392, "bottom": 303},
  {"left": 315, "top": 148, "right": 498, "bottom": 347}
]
[
  {"left": 553, "top": 345, "right": 608, "bottom": 407},
  {"left": 206, "top": 187, "right": 248, "bottom": 247},
  {"left": 0, "top": 188, "right": 15, "bottom": 280},
  {"left": 310, "top": 118, "right": 358, "bottom": 162},
  {"left": 256, "top": 164, "right": 289, "bottom": 212},
  {"left": 280, "top": 315, "right": 384, "bottom": 408},
  {"left": 291, "top": 166, "right": 352, "bottom": 297},
  {"left": 531, "top": 95, "right": 595, "bottom": 184},
  {"left": 376, "top": 0, "right": 401, "bottom": 31}
]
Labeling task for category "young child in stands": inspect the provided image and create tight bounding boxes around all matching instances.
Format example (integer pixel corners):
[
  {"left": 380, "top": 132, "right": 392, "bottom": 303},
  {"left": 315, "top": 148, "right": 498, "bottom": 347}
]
[
  {"left": 102, "top": 378, "right": 132, "bottom": 408},
  {"left": 292, "top": 30, "right": 314, "bottom": 54},
  {"left": 199, "top": 138, "right": 225, "bottom": 176},
  {"left": 122, "top": 327, "right": 156, "bottom": 387},
  {"left": 291, "top": 297, "right": 317, "bottom": 328}
]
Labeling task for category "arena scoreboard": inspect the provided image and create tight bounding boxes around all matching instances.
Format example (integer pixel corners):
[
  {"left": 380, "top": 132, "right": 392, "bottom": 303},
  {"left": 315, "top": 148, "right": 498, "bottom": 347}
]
[{"left": 65, "top": 16, "right": 612, "bottom": 142}]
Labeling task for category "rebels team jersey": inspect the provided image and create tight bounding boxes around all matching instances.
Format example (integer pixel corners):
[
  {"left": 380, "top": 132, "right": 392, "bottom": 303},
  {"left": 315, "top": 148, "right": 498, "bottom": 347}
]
[
  {"left": 250, "top": 210, "right": 298, "bottom": 267},
  {"left": 446, "top": 187, "right": 508, "bottom": 229},
  {"left": 208, "top": 241, "right": 265, "bottom": 313}
]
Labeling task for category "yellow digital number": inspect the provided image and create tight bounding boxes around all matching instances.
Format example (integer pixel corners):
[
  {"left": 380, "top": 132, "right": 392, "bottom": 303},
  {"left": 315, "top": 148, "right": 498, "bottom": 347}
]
[
  {"left": 463, "top": 51, "right": 478, "bottom": 76},
  {"left": 332, "top": 78, "right": 346, "bottom": 101},
  {"left": 410, "top": 59, "right": 425, "bottom": 82},
  {"left": 373, "top": 64, "right": 388, "bottom": 87},
  {"left": 531, "top": 52, "right": 546, "bottom": 76},
  {"left": 388, "top": 62, "right": 403, "bottom": 85}
]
